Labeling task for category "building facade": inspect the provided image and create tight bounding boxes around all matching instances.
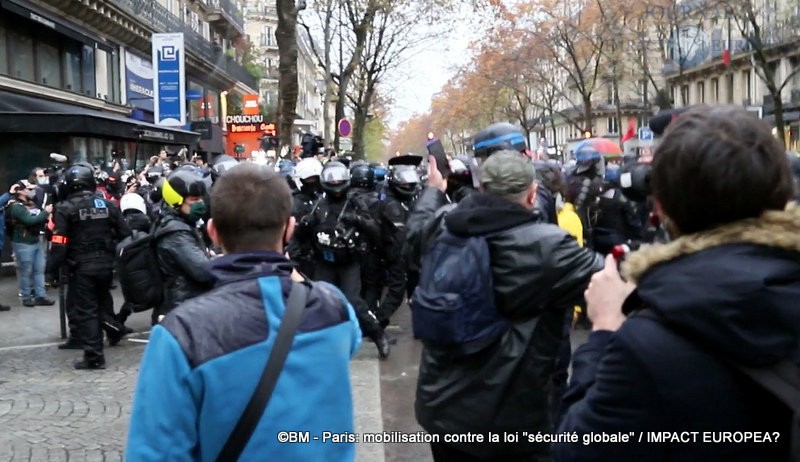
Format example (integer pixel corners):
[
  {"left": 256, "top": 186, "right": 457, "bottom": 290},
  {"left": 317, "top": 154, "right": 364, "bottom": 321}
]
[
  {"left": 0, "top": 0, "right": 257, "bottom": 187},
  {"left": 244, "top": 0, "right": 327, "bottom": 144}
]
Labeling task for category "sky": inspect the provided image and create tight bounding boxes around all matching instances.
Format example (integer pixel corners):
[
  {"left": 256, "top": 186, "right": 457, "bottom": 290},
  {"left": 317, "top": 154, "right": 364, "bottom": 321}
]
[{"left": 384, "top": 16, "right": 479, "bottom": 130}]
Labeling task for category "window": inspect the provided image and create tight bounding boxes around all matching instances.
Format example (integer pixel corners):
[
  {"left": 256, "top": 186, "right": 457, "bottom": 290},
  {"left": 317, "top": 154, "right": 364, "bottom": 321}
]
[
  {"left": 35, "top": 41, "right": 61, "bottom": 87},
  {"left": 0, "top": 26, "right": 7, "bottom": 75},
  {"left": 727, "top": 73, "right": 734, "bottom": 103},
  {"left": 63, "top": 44, "right": 82, "bottom": 92},
  {"left": 697, "top": 81, "right": 705, "bottom": 103},
  {"left": 9, "top": 31, "right": 34, "bottom": 81},
  {"left": 681, "top": 84, "right": 689, "bottom": 105},
  {"left": 743, "top": 70, "right": 752, "bottom": 101},
  {"left": 261, "top": 26, "right": 273, "bottom": 47},
  {"left": 607, "top": 116, "right": 618, "bottom": 134},
  {"left": 81, "top": 45, "right": 95, "bottom": 97},
  {"left": 711, "top": 78, "right": 719, "bottom": 103}
]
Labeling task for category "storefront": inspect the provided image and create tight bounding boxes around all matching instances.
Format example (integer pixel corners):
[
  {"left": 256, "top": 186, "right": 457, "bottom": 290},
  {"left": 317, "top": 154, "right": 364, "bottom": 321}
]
[
  {"left": 0, "top": 90, "right": 199, "bottom": 185},
  {"left": 224, "top": 114, "right": 277, "bottom": 159}
]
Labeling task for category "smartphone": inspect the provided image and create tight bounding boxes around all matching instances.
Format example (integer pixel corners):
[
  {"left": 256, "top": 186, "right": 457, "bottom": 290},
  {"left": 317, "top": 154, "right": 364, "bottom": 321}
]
[{"left": 426, "top": 139, "right": 451, "bottom": 177}]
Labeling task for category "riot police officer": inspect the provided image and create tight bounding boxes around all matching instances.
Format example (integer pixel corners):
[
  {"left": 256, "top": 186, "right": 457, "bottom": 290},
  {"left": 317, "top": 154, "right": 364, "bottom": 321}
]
[
  {"left": 288, "top": 157, "right": 324, "bottom": 278},
  {"left": 348, "top": 161, "right": 384, "bottom": 315},
  {"left": 566, "top": 146, "right": 605, "bottom": 248},
  {"left": 588, "top": 161, "right": 643, "bottom": 254},
  {"left": 380, "top": 164, "right": 420, "bottom": 324},
  {"left": 47, "top": 162, "right": 130, "bottom": 369},
  {"left": 294, "top": 161, "right": 391, "bottom": 358}
]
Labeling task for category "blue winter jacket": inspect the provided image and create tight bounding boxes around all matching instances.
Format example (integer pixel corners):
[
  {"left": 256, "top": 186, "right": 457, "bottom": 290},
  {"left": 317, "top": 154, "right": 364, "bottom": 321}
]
[{"left": 126, "top": 251, "right": 362, "bottom": 461}]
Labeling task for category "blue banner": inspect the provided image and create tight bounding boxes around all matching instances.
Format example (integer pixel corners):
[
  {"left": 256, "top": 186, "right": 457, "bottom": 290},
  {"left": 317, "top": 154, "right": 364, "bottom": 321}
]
[
  {"left": 125, "top": 50, "right": 154, "bottom": 112},
  {"left": 152, "top": 33, "right": 186, "bottom": 126}
]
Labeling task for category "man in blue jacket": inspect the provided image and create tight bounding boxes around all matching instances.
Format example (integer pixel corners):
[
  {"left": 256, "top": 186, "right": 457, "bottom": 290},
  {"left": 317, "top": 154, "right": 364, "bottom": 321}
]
[{"left": 126, "top": 163, "right": 362, "bottom": 461}]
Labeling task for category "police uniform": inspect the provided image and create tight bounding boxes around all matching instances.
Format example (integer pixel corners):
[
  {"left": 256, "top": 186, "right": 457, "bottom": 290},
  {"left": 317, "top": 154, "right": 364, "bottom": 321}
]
[
  {"left": 48, "top": 191, "right": 130, "bottom": 369},
  {"left": 288, "top": 187, "right": 320, "bottom": 278},
  {"left": 378, "top": 188, "right": 414, "bottom": 325},
  {"left": 348, "top": 185, "right": 384, "bottom": 314}
]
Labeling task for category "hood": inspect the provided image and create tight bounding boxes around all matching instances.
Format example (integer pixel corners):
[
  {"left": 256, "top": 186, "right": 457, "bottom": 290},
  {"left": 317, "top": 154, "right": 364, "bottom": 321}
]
[
  {"left": 444, "top": 192, "right": 536, "bottom": 236},
  {"left": 621, "top": 207, "right": 800, "bottom": 367},
  {"left": 209, "top": 251, "right": 293, "bottom": 287}
]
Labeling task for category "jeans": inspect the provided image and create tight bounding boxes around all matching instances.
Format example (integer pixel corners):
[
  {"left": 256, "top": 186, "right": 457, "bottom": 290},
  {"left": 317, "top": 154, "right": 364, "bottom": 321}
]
[{"left": 13, "top": 240, "right": 46, "bottom": 300}]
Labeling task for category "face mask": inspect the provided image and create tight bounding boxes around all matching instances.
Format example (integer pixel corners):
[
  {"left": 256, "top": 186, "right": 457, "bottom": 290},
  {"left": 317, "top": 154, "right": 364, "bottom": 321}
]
[
  {"left": 301, "top": 181, "right": 321, "bottom": 196},
  {"left": 37, "top": 177, "right": 49, "bottom": 186},
  {"left": 186, "top": 201, "right": 207, "bottom": 223}
]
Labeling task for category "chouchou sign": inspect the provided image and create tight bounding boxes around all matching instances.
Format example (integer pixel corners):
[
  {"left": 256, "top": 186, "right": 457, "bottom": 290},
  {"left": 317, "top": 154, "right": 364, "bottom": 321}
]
[{"left": 225, "top": 115, "right": 277, "bottom": 135}]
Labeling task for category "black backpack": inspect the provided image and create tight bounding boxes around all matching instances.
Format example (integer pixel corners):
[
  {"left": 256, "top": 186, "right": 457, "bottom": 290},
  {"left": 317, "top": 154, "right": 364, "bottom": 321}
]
[
  {"left": 411, "top": 227, "right": 509, "bottom": 357},
  {"left": 115, "top": 226, "right": 163, "bottom": 312}
]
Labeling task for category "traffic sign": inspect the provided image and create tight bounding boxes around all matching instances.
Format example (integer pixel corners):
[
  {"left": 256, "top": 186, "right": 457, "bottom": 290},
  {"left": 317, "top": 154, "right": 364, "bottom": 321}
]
[
  {"left": 338, "top": 119, "right": 352, "bottom": 138},
  {"left": 638, "top": 127, "right": 654, "bottom": 141},
  {"left": 339, "top": 137, "right": 352, "bottom": 151}
]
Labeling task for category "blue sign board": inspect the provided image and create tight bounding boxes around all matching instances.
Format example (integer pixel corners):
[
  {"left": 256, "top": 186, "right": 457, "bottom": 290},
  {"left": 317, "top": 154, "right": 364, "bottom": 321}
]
[
  {"left": 152, "top": 33, "right": 186, "bottom": 126},
  {"left": 638, "top": 127, "right": 654, "bottom": 141},
  {"left": 125, "top": 50, "right": 154, "bottom": 112}
]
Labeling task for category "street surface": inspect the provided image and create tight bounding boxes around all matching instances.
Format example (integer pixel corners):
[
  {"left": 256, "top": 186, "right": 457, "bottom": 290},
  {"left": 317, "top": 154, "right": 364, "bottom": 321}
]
[{"left": 0, "top": 275, "right": 588, "bottom": 461}]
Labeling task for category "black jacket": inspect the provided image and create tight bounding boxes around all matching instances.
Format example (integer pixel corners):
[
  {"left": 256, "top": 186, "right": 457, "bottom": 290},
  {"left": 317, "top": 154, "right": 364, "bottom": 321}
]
[
  {"left": 414, "top": 192, "right": 603, "bottom": 458},
  {"left": 554, "top": 208, "right": 800, "bottom": 461},
  {"left": 405, "top": 187, "right": 452, "bottom": 271},
  {"left": 153, "top": 206, "right": 213, "bottom": 313}
]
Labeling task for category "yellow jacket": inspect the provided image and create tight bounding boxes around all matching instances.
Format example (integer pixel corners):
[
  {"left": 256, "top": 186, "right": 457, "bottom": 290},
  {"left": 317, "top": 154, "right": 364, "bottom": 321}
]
[{"left": 557, "top": 202, "right": 584, "bottom": 247}]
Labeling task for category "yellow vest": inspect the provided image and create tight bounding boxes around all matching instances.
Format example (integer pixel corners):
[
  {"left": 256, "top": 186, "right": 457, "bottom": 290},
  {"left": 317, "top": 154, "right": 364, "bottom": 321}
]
[{"left": 557, "top": 203, "right": 584, "bottom": 247}]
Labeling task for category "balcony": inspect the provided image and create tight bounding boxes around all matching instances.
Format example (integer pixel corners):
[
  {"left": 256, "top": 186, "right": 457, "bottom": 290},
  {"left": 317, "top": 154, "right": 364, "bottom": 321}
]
[
  {"left": 206, "top": 0, "right": 245, "bottom": 39},
  {"left": 52, "top": 0, "right": 259, "bottom": 91}
]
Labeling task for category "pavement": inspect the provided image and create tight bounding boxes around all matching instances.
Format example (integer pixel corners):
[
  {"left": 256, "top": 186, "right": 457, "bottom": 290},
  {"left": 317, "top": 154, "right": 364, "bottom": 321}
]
[
  {"left": 0, "top": 274, "right": 590, "bottom": 462},
  {"left": 0, "top": 276, "right": 387, "bottom": 462}
]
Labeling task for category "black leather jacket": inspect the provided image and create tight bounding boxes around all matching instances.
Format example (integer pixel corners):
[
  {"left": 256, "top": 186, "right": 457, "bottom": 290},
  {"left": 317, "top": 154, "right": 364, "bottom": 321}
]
[
  {"left": 153, "top": 206, "right": 213, "bottom": 314},
  {"left": 410, "top": 190, "right": 603, "bottom": 458}
]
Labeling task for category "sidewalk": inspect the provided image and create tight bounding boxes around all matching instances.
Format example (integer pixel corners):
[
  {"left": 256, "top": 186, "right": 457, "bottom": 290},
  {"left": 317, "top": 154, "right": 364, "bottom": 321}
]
[{"left": 0, "top": 273, "right": 385, "bottom": 462}]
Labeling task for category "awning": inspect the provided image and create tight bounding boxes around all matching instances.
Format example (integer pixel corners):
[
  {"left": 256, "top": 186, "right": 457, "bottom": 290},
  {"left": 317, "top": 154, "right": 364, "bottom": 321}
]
[
  {"left": 192, "top": 122, "right": 225, "bottom": 155},
  {"left": 763, "top": 111, "right": 800, "bottom": 124},
  {"left": 0, "top": 90, "right": 200, "bottom": 146}
]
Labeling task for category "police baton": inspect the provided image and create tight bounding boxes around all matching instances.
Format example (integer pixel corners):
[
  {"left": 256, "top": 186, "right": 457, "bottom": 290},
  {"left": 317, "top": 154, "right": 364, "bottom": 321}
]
[{"left": 58, "top": 267, "right": 67, "bottom": 339}]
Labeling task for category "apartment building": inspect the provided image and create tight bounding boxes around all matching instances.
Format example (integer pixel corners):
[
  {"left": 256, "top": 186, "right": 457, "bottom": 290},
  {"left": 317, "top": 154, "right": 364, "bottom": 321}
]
[
  {"left": 244, "top": 0, "right": 326, "bottom": 142},
  {"left": 0, "top": 0, "right": 258, "bottom": 185},
  {"left": 664, "top": 0, "right": 800, "bottom": 148}
]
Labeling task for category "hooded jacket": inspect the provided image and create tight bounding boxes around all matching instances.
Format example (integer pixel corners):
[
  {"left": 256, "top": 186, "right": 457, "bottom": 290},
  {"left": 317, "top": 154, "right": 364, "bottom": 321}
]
[
  {"left": 414, "top": 192, "right": 603, "bottom": 458},
  {"left": 553, "top": 207, "right": 800, "bottom": 461},
  {"left": 153, "top": 205, "right": 213, "bottom": 314},
  {"left": 126, "top": 252, "right": 362, "bottom": 461}
]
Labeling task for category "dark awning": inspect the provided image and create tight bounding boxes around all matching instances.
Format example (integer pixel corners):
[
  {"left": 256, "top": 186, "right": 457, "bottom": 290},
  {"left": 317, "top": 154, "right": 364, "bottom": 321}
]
[
  {"left": 192, "top": 122, "right": 225, "bottom": 155},
  {"left": 0, "top": 90, "right": 200, "bottom": 146}
]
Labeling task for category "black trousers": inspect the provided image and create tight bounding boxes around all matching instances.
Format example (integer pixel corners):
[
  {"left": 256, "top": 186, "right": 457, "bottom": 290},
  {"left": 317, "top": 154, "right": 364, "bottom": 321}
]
[
  {"left": 379, "top": 255, "right": 406, "bottom": 323},
  {"left": 315, "top": 260, "right": 381, "bottom": 338},
  {"left": 70, "top": 270, "right": 113, "bottom": 362},
  {"left": 66, "top": 273, "right": 125, "bottom": 343},
  {"left": 360, "top": 252, "right": 384, "bottom": 314},
  {"left": 430, "top": 443, "right": 548, "bottom": 462}
]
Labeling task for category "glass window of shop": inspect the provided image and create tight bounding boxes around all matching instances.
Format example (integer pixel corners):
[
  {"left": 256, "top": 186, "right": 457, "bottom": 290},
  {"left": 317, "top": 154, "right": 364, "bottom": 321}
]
[
  {"left": 95, "top": 48, "right": 120, "bottom": 103},
  {"left": 0, "top": 15, "right": 118, "bottom": 102},
  {"left": 206, "top": 89, "right": 219, "bottom": 124},
  {"left": 188, "top": 81, "right": 205, "bottom": 121},
  {"left": 36, "top": 41, "right": 61, "bottom": 88},
  {"left": 70, "top": 137, "right": 137, "bottom": 169},
  {"left": 8, "top": 30, "right": 34, "bottom": 81},
  {"left": 0, "top": 26, "right": 6, "bottom": 75}
]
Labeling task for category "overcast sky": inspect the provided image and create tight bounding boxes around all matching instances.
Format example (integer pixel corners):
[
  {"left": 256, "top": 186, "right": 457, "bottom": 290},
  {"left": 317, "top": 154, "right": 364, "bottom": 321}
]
[{"left": 384, "top": 14, "right": 480, "bottom": 129}]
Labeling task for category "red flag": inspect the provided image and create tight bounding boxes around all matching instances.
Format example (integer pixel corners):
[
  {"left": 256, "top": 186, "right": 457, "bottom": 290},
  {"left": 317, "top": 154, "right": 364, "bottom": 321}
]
[
  {"left": 722, "top": 50, "right": 731, "bottom": 66},
  {"left": 620, "top": 118, "right": 636, "bottom": 143}
]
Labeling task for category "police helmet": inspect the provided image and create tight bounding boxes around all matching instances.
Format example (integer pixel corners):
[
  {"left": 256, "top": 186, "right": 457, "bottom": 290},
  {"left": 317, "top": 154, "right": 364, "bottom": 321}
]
[
  {"left": 211, "top": 155, "right": 239, "bottom": 182},
  {"left": 64, "top": 162, "right": 96, "bottom": 194},
  {"left": 146, "top": 165, "right": 165, "bottom": 183},
  {"left": 473, "top": 122, "right": 527, "bottom": 158},
  {"left": 95, "top": 170, "right": 109, "bottom": 186},
  {"left": 449, "top": 156, "right": 478, "bottom": 189},
  {"left": 162, "top": 166, "right": 208, "bottom": 207},
  {"left": 320, "top": 161, "right": 351, "bottom": 195},
  {"left": 120, "top": 193, "right": 147, "bottom": 215},
  {"left": 574, "top": 145, "right": 606, "bottom": 176},
  {"left": 296, "top": 157, "right": 324, "bottom": 181},
  {"left": 351, "top": 163, "right": 375, "bottom": 189},
  {"left": 388, "top": 165, "right": 420, "bottom": 199},
  {"left": 373, "top": 165, "right": 387, "bottom": 182}
]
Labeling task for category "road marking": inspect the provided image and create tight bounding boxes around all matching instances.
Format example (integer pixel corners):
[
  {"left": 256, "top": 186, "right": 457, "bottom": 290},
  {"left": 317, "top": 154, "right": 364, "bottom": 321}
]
[{"left": 0, "top": 342, "right": 64, "bottom": 352}]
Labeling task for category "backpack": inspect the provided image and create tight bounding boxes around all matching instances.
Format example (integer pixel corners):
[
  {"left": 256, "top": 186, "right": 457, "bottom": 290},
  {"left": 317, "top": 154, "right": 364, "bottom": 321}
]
[
  {"left": 411, "top": 227, "right": 509, "bottom": 357},
  {"left": 115, "top": 227, "right": 163, "bottom": 312}
]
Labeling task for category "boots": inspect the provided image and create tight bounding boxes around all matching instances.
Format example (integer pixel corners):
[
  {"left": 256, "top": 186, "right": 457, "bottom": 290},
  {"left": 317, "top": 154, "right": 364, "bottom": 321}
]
[{"left": 371, "top": 331, "right": 391, "bottom": 360}]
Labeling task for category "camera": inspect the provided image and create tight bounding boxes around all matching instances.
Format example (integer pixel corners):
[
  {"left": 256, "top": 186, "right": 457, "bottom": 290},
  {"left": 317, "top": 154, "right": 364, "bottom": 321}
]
[{"left": 619, "top": 161, "right": 652, "bottom": 203}]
